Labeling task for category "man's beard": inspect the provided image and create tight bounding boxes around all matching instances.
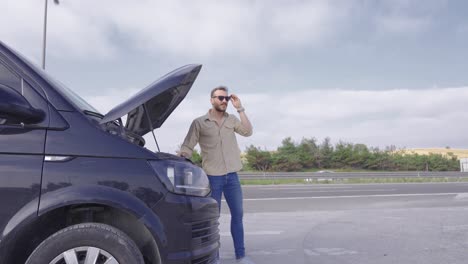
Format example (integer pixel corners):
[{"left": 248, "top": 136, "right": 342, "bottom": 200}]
[{"left": 214, "top": 104, "right": 227, "bottom": 112}]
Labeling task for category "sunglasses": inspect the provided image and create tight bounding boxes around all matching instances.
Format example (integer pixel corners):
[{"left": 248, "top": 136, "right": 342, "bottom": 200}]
[{"left": 212, "top": 95, "right": 231, "bottom": 102}]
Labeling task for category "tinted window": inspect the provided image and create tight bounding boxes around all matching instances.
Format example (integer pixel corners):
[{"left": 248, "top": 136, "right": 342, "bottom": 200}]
[
  {"left": 0, "top": 61, "right": 20, "bottom": 92},
  {"left": 23, "top": 81, "right": 49, "bottom": 126},
  {"left": 52, "top": 81, "right": 100, "bottom": 113},
  {"left": 8, "top": 52, "right": 100, "bottom": 113}
]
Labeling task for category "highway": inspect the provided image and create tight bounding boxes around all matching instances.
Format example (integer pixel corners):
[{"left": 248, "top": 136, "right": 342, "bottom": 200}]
[{"left": 218, "top": 182, "right": 468, "bottom": 264}]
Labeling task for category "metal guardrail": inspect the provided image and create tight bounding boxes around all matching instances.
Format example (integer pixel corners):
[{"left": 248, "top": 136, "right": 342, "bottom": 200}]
[{"left": 238, "top": 171, "right": 468, "bottom": 180}]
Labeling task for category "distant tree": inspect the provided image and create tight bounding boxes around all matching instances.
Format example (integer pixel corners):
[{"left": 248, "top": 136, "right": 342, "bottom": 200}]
[
  {"left": 319, "top": 137, "right": 334, "bottom": 168},
  {"left": 245, "top": 145, "right": 273, "bottom": 172},
  {"left": 332, "top": 141, "right": 352, "bottom": 168},
  {"left": 364, "top": 148, "right": 381, "bottom": 170},
  {"left": 352, "top": 143, "right": 371, "bottom": 168},
  {"left": 243, "top": 136, "right": 460, "bottom": 172},
  {"left": 190, "top": 149, "right": 203, "bottom": 167},
  {"left": 272, "top": 137, "right": 303, "bottom": 171},
  {"left": 297, "top": 138, "right": 319, "bottom": 168}
]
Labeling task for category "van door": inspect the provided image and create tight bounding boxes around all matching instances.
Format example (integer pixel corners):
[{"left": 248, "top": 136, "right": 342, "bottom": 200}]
[{"left": 0, "top": 60, "right": 48, "bottom": 237}]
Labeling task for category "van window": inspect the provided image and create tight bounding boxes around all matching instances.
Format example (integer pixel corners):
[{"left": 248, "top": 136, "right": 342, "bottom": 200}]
[
  {"left": 53, "top": 81, "right": 101, "bottom": 114},
  {"left": 5, "top": 50, "right": 100, "bottom": 114},
  {"left": 0, "top": 61, "right": 20, "bottom": 92}
]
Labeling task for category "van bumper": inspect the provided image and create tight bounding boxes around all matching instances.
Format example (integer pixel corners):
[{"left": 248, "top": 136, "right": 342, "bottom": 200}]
[{"left": 151, "top": 192, "right": 220, "bottom": 264}]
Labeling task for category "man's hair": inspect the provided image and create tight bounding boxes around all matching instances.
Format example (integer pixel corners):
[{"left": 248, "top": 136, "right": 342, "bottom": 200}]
[{"left": 210, "top": 86, "right": 228, "bottom": 97}]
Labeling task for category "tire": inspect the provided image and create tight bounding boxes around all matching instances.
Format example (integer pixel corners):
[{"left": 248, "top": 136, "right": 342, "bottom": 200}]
[{"left": 26, "top": 223, "right": 144, "bottom": 264}]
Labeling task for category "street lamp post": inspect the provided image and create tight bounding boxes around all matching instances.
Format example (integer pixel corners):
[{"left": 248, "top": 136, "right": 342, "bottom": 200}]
[{"left": 42, "top": 0, "right": 60, "bottom": 70}]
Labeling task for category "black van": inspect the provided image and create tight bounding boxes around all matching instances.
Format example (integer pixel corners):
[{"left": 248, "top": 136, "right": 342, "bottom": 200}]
[{"left": 0, "top": 41, "right": 219, "bottom": 264}]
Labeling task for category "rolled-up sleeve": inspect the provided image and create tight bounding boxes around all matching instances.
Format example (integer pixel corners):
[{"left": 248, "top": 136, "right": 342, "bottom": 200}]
[
  {"left": 180, "top": 120, "right": 200, "bottom": 158},
  {"left": 233, "top": 116, "right": 253, "bottom": 137}
]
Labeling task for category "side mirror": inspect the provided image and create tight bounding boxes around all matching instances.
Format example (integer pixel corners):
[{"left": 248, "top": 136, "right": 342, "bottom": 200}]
[{"left": 0, "top": 87, "right": 45, "bottom": 125}]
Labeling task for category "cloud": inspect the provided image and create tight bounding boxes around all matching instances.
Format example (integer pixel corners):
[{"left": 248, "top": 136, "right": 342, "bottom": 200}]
[
  {"left": 0, "top": 0, "right": 352, "bottom": 61},
  {"left": 372, "top": 0, "right": 446, "bottom": 35},
  {"left": 375, "top": 15, "right": 431, "bottom": 34},
  {"left": 242, "top": 87, "right": 468, "bottom": 151},
  {"left": 0, "top": 0, "right": 116, "bottom": 62},
  {"left": 0, "top": 0, "right": 452, "bottom": 62},
  {"left": 84, "top": 0, "right": 351, "bottom": 58},
  {"left": 3, "top": 0, "right": 465, "bottom": 155},
  {"left": 83, "top": 86, "right": 468, "bottom": 154},
  {"left": 86, "top": 88, "right": 140, "bottom": 114}
]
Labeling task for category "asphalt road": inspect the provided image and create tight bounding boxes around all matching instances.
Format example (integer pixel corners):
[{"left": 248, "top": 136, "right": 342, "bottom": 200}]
[{"left": 218, "top": 183, "right": 468, "bottom": 264}]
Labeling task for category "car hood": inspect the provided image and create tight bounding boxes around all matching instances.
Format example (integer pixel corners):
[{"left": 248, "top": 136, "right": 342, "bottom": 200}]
[{"left": 100, "top": 64, "right": 202, "bottom": 136}]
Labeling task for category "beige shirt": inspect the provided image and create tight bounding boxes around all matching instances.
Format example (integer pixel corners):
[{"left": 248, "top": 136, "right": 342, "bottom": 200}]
[{"left": 181, "top": 110, "right": 253, "bottom": 176}]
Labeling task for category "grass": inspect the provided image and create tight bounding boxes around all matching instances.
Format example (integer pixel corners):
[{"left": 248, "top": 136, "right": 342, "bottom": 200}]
[
  {"left": 240, "top": 177, "right": 468, "bottom": 185},
  {"left": 301, "top": 168, "right": 378, "bottom": 172}
]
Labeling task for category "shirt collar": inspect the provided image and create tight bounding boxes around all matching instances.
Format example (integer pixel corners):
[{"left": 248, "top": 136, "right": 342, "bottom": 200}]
[{"left": 204, "top": 109, "right": 229, "bottom": 121}]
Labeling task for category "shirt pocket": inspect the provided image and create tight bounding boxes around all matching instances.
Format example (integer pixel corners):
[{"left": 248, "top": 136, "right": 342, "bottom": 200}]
[
  {"left": 200, "top": 122, "right": 218, "bottom": 136},
  {"left": 223, "top": 122, "right": 235, "bottom": 132}
]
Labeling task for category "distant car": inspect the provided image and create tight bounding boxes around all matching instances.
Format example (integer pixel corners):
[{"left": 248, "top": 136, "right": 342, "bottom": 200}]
[
  {"left": 0, "top": 41, "right": 219, "bottom": 264},
  {"left": 317, "top": 170, "right": 335, "bottom": 173}
]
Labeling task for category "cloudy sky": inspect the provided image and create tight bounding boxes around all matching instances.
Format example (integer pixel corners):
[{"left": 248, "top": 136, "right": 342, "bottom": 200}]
[{"left": 1, "top": 0, "right": 468, "bottom": 153}]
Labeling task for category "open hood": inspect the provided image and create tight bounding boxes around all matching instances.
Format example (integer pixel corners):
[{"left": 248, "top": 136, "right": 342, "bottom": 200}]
[{"left": 100, "top": 64, "right": 202, "bottom": 136}]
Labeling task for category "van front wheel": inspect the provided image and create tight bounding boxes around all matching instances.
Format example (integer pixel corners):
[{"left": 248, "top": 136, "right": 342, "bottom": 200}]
[{"left": 26, "top": 223, "right": 144, "bottom": 264}]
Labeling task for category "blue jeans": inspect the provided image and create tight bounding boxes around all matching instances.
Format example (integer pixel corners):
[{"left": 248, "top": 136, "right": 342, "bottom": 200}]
[{"left": 208, "top": 172, "right": 245, "bottom": 259}]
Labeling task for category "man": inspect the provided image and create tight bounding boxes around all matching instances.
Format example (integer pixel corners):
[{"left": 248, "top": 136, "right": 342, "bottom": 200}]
[{"left": 180, "top": 86, "right": 254, "bottom": 264}]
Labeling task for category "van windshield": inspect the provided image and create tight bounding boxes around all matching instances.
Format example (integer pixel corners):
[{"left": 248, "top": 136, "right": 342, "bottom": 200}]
[
  {"left": 11, "top": 48, "right": 100, "bottom": 114},
  {"left": 50, "top": 78, "right": 101, "bottom": 114}
]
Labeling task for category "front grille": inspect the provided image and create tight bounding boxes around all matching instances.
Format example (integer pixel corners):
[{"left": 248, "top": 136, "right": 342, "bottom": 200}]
[
  {"left": 192, "top": 251, "right": 218, "bottom": 264},
  {"left": 191, "top": 218, "right": 220, "bottom": 249}
]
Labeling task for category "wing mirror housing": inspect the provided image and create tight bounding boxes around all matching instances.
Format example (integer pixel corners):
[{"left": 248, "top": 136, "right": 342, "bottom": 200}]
[{"left": 0, "top": 86, "right": 45, "bottom": 125}]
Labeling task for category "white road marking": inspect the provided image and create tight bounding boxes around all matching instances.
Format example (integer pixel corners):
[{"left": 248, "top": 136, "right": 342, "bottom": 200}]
[
  {"left": 232, "top": 192, "right": 465, "bottom": 201},
  {"left": 250, "top": 249, "right": 296, "bottom": 255},
  {"left": 304, "top": 249, "right": 320, "bottom": 256},
  {"left": 250, "top": 186, "right": 353, "bottom": 190},
  {"left": 283, "top": 189, "right": 397, "bottom": 193},
  {"left": 242, "top": 182, "right": 468, "bottom": 188},
  {"left": 382, "top": 216, "right": 404, "bottom": 220},
  {"left": 455, "top": 193, "right": 468, "bottom": 200},
  {"left": 443, "top": 225, "right": 468, "bottom": 231},
  {"left": 311, "top": 248, "right": 359, "bottom": 256},
  {"left": 220, "top": 231, "right": 283, "bottom": 236}
]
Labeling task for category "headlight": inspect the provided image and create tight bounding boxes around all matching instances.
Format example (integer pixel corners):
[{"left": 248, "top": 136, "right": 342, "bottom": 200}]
[{"left": 149, "top": 160, "right": 210, "bottom": 197}]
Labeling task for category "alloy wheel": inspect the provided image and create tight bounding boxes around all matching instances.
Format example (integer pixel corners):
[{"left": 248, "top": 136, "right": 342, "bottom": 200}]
[{"left": 49, "top": 246, "right": 119, "bottom": 264}]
